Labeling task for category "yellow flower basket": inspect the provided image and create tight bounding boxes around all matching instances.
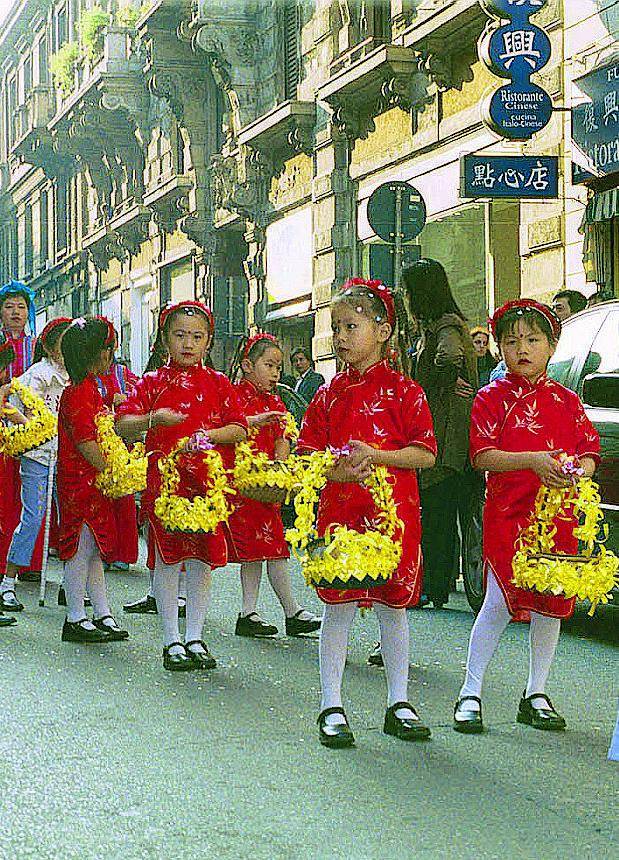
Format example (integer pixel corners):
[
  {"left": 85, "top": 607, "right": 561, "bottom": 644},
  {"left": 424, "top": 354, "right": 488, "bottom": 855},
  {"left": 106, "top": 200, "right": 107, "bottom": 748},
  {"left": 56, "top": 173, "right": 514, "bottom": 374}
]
[
  {"left": 286, "top": 449, "right": 403, "bottom": 590},
  {"left": 512, "top": 479, "right": 619, "bottom": 615},
  {"left": 232, "top": 414, "right": 300, "bottom": 504},
  {"left": 154, "top": 440, "right": 234, "bottom": 533},
  {"left": 94, "top": 412, "right": 148, "bottom": 499},
  {"left": 0, "top": 379, "right": 57, "bottom": 457}
]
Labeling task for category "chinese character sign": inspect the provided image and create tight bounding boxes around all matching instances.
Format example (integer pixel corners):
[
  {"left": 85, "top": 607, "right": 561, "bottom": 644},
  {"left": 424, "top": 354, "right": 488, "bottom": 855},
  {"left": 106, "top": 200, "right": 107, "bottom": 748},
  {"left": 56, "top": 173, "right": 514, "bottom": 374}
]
[
  {"left": 572, "top": 61, "right": 619, "bottom": 182},
  {"left": 461, "top": 155, "right": 559, "bottom": 199},
  {"left": 478, "top": 0, "right": 553, "bottom": 141}
]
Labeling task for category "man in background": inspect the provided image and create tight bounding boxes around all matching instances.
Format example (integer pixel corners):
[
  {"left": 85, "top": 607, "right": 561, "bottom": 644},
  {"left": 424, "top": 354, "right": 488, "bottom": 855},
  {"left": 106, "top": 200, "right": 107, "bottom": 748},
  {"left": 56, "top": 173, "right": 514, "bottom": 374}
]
[
  {"left": 552, "top": 289, "right": 587, "bottom": 322},
  {"left": 292, "top": 347, "right": 324, "bottom": 406}
]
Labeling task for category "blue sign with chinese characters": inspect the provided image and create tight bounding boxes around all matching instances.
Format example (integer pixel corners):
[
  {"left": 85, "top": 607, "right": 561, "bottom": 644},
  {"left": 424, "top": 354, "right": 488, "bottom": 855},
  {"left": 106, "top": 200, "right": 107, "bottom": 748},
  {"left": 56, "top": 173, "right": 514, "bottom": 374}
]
[
  {"left": 479, "top": 0, "right": 553, "bottom": 140},
  {"left": 460, "top": 155, "right": 559, "bottom": 198},
  {"left": 572, "top": 59, "right": 619, "bottom": 183}
]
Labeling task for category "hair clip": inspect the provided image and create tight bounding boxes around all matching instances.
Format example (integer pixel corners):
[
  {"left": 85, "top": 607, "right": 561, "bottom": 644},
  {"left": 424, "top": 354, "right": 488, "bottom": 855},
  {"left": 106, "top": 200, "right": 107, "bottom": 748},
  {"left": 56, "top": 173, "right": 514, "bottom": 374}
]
[{"left": 72, "top": 317, "right": 86, "bottom": 329}]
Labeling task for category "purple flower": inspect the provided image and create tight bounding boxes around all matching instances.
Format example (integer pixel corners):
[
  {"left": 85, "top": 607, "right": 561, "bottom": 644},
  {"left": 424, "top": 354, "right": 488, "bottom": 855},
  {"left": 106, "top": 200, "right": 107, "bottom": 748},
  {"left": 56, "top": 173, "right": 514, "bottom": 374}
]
[{"left": 186, "top": 430, "right": 215, "bottom": 453}]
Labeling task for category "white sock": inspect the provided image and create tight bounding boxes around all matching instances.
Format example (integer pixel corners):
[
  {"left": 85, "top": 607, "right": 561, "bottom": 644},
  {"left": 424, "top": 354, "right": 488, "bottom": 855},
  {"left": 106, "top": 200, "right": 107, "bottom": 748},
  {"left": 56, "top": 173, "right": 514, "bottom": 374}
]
[
  {"left": 240, "top": 561, "right": 262, "bottom": 617},
  {"left": 86, "top": 555, "right": 111, "bottom": 621},
  {"left": 147, "top": 571, "right": 155, "bottom": 599},
  {"left": 0, "top": 576, "right": 16, "bottom": 594},
  {"left": 375, "top": 604, "right": 415, "bottom": 720},
  {"left": 458, "top": 569, "right": 511, "bottom": 711},
  {"left": 184, "top": 560, "right": 212, "bottom": 645},
  {"left": 319, "top": 603, "right": 356, "bottom": 724},
  {"left": 179, "top": 565, "right": 187, "bottom": 600},
  {"left": 153, "top": 551, "right": 181, "bottom": 648},
  {"left": 63, "top": 525, "right": 96, "bottom": 622},
  {"left": 526, "top": 612, "right": 561, "bottom": 707},
  {"left": 266, "top": 559, "right": 299, "bottom": 618}
]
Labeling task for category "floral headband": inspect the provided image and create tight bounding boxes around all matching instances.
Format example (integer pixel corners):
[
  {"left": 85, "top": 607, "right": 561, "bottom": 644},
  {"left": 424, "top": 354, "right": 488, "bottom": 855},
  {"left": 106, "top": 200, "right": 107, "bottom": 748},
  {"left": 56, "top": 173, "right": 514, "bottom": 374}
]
[
  {"left": 489, "top": 299, "right": 561, "bottom": 340},
  {"left": 243, "top": 332, "right": 279, "bottom": 360},
  {"left": 339, "top": 278, "right": 395, "bottom": 328},
  {"left": 158, "top": 300, "right": 214, "bottom": 336}
]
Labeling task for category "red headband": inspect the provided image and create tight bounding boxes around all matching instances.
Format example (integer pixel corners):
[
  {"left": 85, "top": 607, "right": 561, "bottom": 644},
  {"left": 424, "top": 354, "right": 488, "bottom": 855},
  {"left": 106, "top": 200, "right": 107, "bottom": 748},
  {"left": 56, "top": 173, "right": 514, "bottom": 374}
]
[
  {"left": 489, "top": 299, "right": 561, "bottom": 340},
  {"left": 39, "top": 317, "right": 72, "bottom": 344},
  {"left": 159, "top": 300, "right": 214, "bottom": 336},
  {"left": 95, "top": 315, "right": 117, "bottom": 347},
  {"left": 340, "top": 278, "right": 396, "bottom": 328},
  {"left": 243, "top": 332, "right": 279, "bottom": 360}
]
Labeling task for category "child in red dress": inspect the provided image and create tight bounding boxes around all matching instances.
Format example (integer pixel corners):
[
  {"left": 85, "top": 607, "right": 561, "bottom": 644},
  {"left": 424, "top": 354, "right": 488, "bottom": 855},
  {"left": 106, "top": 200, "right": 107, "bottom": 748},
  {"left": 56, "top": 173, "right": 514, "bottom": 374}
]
[
  {"left": 227, "top": 333, "right": 321, "bottom": 638},
  {"left": 453, "top": 300, "right": 600, "bottom": 734},
  {"left": 296, "top": 279, "right": 437, "bottom": 748},
  {"left": 57, "top": 317, "right": 131, "bottom": 644},
  {"left": 116, "top": 301, "right": 247, "bottom": 671}
]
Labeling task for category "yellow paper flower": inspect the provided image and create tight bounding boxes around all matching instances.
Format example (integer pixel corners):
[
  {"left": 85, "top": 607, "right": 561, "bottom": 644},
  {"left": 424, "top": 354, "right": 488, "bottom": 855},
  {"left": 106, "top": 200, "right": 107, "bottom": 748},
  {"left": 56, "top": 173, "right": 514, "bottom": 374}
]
[
  {"left": 154, "top": 440, "right": 234, "bottom": 533},
  {"left": 286, "top": 450, "right": 403, "bottom": 588},
  {"left": 233, "top": 436, "right": 300, "bottom": 502},
  {"left": 512, "top": 478, "right": 619, "bottom": 615},
  {"left": 94, "top": 412, "right": 148, "bottom": 498},
  {"left": 0, "top": 379, "right": 57, "bottom": 457},
  {"left": 279, "top": 411, "right": 299, "bottom": 442}
]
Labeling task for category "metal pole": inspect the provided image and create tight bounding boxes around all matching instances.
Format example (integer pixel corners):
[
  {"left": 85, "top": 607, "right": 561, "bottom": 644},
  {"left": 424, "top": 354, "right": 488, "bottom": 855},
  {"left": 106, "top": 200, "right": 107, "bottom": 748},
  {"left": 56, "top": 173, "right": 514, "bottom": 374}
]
[
  {"left": 38, "top": 450, "right": 56, "bottom": 607},
  {"left": 393, "top": 185, "right": 403, "bottom": 291}
]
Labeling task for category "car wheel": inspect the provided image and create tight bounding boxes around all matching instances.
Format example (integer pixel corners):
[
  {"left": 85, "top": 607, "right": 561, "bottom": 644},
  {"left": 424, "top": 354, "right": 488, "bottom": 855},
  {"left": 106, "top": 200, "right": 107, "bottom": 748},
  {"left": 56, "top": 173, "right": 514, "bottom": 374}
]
[{"left": 462, "top": 486, "right": 485, "bottom": 614}]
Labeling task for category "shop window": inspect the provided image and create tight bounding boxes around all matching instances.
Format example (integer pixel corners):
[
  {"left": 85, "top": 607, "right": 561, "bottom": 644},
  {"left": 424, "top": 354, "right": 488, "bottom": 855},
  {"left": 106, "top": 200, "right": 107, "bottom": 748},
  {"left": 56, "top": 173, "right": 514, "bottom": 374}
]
[
  {"left": 283, "top": 1, "right": 300, "bottom": 100},
  {"left": 160, "top": 258, "right": 194, "bottom": 305}
]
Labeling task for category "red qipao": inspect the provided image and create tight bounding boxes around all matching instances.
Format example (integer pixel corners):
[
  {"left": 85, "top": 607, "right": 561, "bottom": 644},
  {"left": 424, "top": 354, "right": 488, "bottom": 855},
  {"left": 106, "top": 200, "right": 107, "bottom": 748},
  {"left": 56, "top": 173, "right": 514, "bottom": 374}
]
[
  {"left": 116, "top": 363, "right": 247, "bottom": 569},
  {"left": 0, "top": 331, "right": 42, "bottom": 574},
  {"left": 57, "top": 376, "right": 122, "bottom": 562},
  {"left": 96, "top": 364, "right": 140, "bottom": 565},
  {"left": 226, "top": 379, "right": 290, "bottom": 563},
  {"left": 470, "top": 373, "right": 601, "bottom": 619},
  {"left": 297, "top": 360, "right": 437, "bottom": 608}
]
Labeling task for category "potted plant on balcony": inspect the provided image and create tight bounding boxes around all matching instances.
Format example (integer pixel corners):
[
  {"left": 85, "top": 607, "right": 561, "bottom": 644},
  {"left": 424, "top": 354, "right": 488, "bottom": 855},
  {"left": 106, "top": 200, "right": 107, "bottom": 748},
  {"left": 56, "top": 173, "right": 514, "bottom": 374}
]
[
  {"left": 78, "top": 5, "right": 111, "bottom": 63},
  {"left": 50, "top": 42, "right": 80, "bottom": 97}
]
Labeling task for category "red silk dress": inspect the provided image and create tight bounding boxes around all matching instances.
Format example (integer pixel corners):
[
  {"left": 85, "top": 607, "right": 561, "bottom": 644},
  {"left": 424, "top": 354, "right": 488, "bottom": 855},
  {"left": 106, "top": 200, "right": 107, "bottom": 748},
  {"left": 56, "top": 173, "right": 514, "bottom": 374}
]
[
  {"left": 57, "top": 376, "right": 120, "bottom": 562},
  {"left": 225, "top": 379, "right": 290, "bottom": 563},
  {"left": 469, "top": 373, "right": 601, "bottom": 619},
  {"left": 297, "top": 360, "right": 437, "bottom": 608},
  {"left": 96, "top": 364, "right": 139, "bottom": 565},
  {"left": 0, "top": 331, "right": 45, "bottom": 575},
  {"left": 116, "top": 362, "right": 247, "bottom": 569}
]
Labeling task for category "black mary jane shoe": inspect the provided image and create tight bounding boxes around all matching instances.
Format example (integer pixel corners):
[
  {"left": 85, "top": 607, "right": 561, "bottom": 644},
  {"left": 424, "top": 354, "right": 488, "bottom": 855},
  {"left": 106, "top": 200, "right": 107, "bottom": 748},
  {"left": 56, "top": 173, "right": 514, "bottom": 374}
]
[
  {"left": 384, "top": 702, "right": 432, "bottom": 741},
  {"left": 17, "top": 571, "right": 40, "bottom": 583},
  {"left": 235, "top": 612, "right": 278, "bottom": 638},
  {"left": 517, "top": 692, "right": 566, "bottom": 731},
  {"left": 123, "top": 594, "right": 158, "bottom": 614},
  {"left": 317, "top": 707, "right": 355, "bottom": 749},
  {"left": 92, "top": 615, "right": 129, "bottom": 641},
  {"left": 61, "top": 618, "right": 112, "bottom": 644},
  {"left": 0, "top": 613, "right": 17, "bottom": 627},
  {"left": 367, "top": 642, "right": 384, "bottom": 667},
  {"left": 0, "top": 591, "right": 23, "bottom": 612},
  {"left": 162, "top": 642, "right": 193, "bottom": 672},
  {"left": 453, "top": 696, "right": 484, "bottom": 734},
  {"left": 285, "top": 610, "right": 321, "bottom": 637},
  {"left": 185, "top": 639, "right": 217, "bottom": 670}
]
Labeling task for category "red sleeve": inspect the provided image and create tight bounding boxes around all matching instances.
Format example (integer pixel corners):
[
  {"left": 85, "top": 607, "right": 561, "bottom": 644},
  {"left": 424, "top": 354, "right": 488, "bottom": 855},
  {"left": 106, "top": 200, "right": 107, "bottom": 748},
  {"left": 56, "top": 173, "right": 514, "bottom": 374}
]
[
  {"left": 218, "top": 376, "right": 248, "bottom": 430},
  {"left": 571, "top": 395, "right": 601, "bottom": 464},
  {"left": 124, "top": 366, "right": 139, "bottom": 395},
  {"left": 62, "top": 384, "right": 98, "bottom": 445},
  {"left": 115, "top": 374, "right": 155, "bottom": 419},
  {"left": 297, "top": 385, "right": 328, "bottom": 453},
  {"left": 469, "top": 387, "right": 504, "bottom": 462},
  {"left": 401, "top": 382, "right": 437, "bottom": 455}
]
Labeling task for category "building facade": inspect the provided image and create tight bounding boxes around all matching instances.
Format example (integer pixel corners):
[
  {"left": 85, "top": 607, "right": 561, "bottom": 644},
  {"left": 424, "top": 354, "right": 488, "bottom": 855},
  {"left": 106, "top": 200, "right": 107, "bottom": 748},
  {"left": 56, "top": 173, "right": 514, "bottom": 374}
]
[{"left": 0, "top": 0, "right": 614, "bottom": 379}]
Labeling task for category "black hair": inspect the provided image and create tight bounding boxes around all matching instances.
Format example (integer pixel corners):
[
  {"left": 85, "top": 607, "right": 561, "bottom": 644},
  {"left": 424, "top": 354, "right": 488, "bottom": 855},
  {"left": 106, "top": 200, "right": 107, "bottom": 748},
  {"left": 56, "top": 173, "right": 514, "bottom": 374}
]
[
  {"left": 291, "top": 346, "right": 312, "bottom": 362},
  {"left": 161, "top": 306, "right": 212, "bottom": 339},
  {"left": 494, "top": 307, "right": 558, "bottom": 345},
  {"left": 332, "top": 285, "right": 390, "bottom": 326},
  {"left": 553, "top": 289, "right": 587, "bottom": 314},
  {"left": 245, "top": 337, "right": 282, "bottom": 363},
  {"left": 33, "top": 319, "right": 71, "bottom": 363},
  {"left": 402, "top": 259, "right": 466, "bottom": 322},
  {"left": 146, "top": 307, "right": 213, "bottom": 373},
  {"left": 61, "top": 317, "right": 112, "bottom": 383},
  {"left": 0, "top": 290, "right": 30, "bottom": 311}
]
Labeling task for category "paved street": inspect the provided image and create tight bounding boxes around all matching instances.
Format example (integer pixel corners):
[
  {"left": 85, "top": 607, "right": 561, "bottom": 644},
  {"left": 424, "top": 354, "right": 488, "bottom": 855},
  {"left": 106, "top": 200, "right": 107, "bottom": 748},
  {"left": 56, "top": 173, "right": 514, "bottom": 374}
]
[{"left": 0, "top": 559, "right": 617, "bottom": 860}]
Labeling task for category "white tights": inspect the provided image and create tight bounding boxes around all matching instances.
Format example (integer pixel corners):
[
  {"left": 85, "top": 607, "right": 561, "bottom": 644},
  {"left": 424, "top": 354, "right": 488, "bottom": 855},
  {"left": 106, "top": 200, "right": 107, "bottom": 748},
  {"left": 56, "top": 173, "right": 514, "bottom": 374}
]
[
  {"left": 319, "top": 603, "right": 412, "bottom": 721},
  {"left": 63, "top": 525, "right": 111, "bottom": 624},
  {"left": 240, "top": 559, "right": 300, "bottom": 618},
  {"left": 459, "top": 569, "right": 561, "bottom": 709},
  {"left": 153, "top": 549, "right": 212, "bottom": 652}
]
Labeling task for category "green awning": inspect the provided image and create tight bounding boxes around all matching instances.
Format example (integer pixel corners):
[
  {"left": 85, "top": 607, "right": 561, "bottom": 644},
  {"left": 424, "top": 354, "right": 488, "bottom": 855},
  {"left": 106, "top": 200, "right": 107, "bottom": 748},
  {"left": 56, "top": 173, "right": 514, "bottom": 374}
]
[{"left": 583, "top": 188, "right": 619, "bottom": 225}]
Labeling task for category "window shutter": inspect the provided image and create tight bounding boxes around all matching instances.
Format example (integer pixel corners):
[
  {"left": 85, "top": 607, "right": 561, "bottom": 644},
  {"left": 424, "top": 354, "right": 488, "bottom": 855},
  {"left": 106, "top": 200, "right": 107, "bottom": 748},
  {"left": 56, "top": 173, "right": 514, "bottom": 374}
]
[{"left": 283, "top": 1, "right": 300, "bottom": 100}]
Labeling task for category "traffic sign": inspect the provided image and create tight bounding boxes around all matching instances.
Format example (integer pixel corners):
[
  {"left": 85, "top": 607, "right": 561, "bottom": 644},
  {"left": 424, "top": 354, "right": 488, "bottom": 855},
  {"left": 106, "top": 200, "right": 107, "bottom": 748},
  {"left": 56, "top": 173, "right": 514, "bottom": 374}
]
[{"left": 367, "top": 181, "right": 427, "bottom": 243}]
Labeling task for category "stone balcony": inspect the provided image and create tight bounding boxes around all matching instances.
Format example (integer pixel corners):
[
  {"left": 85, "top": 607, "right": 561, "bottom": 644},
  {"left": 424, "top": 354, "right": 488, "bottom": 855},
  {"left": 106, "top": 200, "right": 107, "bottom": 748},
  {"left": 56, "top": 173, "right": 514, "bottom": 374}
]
[{"left": 238, "top": 100, "right": 316, "bottom": 176}]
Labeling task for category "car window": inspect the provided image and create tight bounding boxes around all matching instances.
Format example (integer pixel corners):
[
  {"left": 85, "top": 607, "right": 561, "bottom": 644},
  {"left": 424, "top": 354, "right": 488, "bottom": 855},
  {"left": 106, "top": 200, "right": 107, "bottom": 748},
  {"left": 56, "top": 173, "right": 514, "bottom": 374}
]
[
  {"left": 576, "top": 311, "right": 619, "bottom": 394},
  {"left": 547, "top": 311, "right": 605, "bottom": 389}
]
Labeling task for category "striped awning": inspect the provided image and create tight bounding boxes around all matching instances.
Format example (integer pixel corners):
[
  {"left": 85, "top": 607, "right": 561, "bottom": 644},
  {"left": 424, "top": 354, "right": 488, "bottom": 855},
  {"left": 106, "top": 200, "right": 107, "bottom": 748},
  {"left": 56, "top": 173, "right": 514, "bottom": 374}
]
[{"left": 583, "top": 188, "right": 619, "bottom": 225}]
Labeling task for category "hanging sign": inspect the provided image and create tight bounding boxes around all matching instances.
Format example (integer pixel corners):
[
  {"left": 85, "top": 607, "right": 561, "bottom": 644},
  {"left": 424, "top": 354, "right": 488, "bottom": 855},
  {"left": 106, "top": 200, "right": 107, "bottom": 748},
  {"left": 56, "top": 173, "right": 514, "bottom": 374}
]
[
  {"left": 572, "top": 59, "right": 619, "bottom": 183},
  {"left": 460, "top": 155, "right": 559, "bottom": 199},
  {"left": 479, "top": 0, "right": 553, "bottom": 141}
]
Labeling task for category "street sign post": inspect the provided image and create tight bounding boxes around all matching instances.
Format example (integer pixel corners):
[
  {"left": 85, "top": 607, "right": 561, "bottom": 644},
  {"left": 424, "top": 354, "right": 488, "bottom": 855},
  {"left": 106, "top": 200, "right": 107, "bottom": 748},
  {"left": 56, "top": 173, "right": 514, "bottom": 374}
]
[
  {"left": 367, "top": 181, "right": 427, "bottom": 290},
  {"left": 461, "top": 154, "right": 559, "bottom": 198}
]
